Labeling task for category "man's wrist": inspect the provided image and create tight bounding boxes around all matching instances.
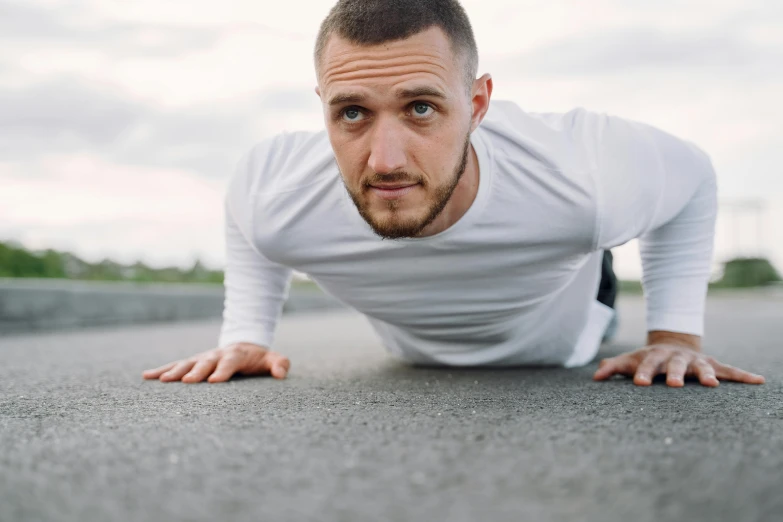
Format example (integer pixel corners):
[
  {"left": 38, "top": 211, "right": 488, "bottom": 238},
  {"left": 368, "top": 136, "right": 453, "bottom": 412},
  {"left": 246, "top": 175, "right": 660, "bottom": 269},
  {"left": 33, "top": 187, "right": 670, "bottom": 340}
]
[{"left": 647, "top": 330, "right": 702, "bottom": 351}]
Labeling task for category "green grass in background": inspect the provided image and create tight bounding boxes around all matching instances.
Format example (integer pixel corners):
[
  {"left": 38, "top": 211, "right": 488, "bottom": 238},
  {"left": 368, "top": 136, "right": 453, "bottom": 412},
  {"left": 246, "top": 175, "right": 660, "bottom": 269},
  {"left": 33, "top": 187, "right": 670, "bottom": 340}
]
[
  {"left": 1, "top": 240, "right": 780, "bottom": 290},
  {"left": 0, "top": 240, "right": 224, "bottom": 284}
]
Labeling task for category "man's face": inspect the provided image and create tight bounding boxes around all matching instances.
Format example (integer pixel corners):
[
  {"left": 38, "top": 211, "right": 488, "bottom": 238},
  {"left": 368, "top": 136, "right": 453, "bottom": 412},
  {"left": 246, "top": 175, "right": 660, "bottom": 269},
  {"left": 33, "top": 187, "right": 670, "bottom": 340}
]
[{"left": 317, "top": 27, "right": 475, "bottom": 239}]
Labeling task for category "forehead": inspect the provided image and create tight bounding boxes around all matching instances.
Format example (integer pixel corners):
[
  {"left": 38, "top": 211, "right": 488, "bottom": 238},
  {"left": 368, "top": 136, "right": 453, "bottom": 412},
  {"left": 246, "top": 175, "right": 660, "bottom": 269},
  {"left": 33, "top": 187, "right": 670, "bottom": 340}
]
[{"left": 319, "top": 26, "right": 463, "bottom": 101}]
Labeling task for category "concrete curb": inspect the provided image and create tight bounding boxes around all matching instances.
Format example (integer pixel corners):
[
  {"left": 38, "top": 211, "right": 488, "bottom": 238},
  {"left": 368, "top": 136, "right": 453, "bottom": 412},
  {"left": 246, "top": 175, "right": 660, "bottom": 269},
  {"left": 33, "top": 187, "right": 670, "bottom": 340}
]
[{"left": 0, "top": 278, "right": 345, "bottom": 335}]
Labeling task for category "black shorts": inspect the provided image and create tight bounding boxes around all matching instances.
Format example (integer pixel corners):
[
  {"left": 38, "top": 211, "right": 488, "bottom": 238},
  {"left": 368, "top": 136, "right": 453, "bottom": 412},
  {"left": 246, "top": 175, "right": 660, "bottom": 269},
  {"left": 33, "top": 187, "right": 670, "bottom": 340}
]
[{"left": 597, "top": 250, "right": 617, "bottom": 310}]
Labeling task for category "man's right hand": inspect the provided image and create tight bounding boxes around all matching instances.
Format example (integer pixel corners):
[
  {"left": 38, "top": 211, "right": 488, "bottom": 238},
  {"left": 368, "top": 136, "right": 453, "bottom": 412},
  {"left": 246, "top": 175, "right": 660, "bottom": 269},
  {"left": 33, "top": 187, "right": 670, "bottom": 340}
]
[{"left": 142, "top": 342, "right": 290, "bottom": 383}]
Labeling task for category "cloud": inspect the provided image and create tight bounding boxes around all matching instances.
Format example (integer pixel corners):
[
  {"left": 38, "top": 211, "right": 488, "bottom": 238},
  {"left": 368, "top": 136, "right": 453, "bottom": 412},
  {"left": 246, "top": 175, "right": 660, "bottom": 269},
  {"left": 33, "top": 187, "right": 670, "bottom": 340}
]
[
  {"left": 0, "top": 77, "right": 320, "bottom": 178},
  {"left": 0, "top": 154, "right": 225, "bottom": 267},
  {"left": 1, "top": 79, "right": 143, "bottom": 149},
  {"left": 0, "top": 0, "right": 320, "bottom": 62},
  {"left": 0, "top": 0, "right": 221, "bottom": 58},
  {"left": 496, "top": 27, "right": 782, "bottom": 80}
]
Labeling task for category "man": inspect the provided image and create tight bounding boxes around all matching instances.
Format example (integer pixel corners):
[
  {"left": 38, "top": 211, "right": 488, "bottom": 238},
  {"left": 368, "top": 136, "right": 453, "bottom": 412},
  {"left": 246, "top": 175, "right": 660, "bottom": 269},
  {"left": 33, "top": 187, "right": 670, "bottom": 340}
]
[{"left": 143, "top": 0, "right": 765, "bottom": 388}]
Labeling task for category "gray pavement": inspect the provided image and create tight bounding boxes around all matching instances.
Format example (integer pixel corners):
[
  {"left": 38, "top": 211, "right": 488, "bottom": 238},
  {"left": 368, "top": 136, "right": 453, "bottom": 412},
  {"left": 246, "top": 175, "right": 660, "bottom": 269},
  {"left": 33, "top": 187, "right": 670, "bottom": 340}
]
[{"left": 1, "top": 292, "right": 782, "bottom": 522}]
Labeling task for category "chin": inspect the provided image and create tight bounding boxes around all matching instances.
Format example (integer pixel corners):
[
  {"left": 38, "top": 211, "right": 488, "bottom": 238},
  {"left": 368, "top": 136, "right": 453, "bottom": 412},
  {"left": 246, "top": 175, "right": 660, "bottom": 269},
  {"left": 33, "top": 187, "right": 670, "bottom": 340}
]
[{"left": 365, "top": 209, "right": 429, "bottom": 239}]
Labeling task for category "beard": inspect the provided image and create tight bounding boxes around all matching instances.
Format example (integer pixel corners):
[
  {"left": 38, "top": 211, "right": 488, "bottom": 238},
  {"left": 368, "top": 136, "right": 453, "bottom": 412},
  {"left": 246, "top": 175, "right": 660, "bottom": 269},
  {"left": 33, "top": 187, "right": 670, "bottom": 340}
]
[{"left": 342, "top": 133, "right": 472, "bottom": 240}]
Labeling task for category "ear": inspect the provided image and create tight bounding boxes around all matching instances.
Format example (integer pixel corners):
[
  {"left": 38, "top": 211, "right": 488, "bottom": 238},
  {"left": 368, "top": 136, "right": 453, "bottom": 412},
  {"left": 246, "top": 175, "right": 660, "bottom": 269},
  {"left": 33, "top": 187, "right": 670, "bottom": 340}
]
[
  {"left": 315, "top": 85, "right": 321, "bottom": 98},
  {"left": 469, "top": 73, "right": 493, "bottom": 133}
]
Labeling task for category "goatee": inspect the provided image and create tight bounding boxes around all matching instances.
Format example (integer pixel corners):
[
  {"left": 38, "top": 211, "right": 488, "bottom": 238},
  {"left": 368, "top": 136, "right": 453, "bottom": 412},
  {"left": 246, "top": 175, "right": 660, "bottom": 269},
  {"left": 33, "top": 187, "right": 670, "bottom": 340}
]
[{"left": 342, "top": 134, "right": 472, "bottom": 240}]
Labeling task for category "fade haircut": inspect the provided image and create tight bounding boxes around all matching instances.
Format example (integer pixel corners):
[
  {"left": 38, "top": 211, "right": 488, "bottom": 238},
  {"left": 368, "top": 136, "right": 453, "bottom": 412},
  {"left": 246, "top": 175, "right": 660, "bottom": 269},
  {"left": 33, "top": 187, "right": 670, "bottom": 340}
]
[{"left": 314, "top": 0, "right": 479, "bottom": 92}]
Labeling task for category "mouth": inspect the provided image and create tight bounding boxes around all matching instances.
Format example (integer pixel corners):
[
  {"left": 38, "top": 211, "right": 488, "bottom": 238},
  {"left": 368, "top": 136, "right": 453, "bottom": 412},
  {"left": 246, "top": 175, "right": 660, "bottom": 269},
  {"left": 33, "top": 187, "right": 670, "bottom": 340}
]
[{"left": 368, "top": 183, "right": 419, "bottom": 200}]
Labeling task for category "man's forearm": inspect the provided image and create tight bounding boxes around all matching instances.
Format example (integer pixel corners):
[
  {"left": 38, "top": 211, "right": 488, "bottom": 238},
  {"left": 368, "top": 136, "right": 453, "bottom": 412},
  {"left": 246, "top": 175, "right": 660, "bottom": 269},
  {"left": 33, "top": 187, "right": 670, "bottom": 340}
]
[{"left": 639, "top": 166, "right": 717, "bottom": 340}]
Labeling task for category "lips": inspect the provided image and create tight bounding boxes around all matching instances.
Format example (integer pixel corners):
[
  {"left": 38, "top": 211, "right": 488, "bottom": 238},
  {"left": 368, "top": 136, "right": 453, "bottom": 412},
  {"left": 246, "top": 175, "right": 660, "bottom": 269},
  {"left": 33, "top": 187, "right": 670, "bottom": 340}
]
[
  {"left": 370, "top": 183, "right": 417, "bottom": 189},
  {"left": 369, "top": 183, "right": 419, "bottom": 200}
]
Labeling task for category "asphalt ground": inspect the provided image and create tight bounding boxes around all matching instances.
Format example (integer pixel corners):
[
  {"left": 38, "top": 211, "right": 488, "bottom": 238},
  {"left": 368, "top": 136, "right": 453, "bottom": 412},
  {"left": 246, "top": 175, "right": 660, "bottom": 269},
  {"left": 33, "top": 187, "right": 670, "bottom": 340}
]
[{"left": 1, "top": 291, "right": 781, "bottom": 522}]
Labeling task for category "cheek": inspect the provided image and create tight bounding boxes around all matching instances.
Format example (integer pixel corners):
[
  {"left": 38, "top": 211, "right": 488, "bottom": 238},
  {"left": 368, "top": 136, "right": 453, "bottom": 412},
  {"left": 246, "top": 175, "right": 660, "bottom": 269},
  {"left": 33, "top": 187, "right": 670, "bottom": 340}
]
[
  {"left": 331, "top": 142, "right": 367, "bottom": 186},
  {"left": 412, "top": 133, "right": 460, "bottom": 177}
]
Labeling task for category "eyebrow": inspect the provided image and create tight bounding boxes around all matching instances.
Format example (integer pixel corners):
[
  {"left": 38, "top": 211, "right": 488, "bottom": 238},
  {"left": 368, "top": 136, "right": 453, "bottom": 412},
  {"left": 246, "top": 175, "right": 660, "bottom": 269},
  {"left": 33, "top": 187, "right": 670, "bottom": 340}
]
[
  {"left": 394, "top": 86, "right": 447, "bottom": 100},
  {"left": 328, "top": 86, "right": 447, "bottom": 106},
  {"left": 328, "top": 93, "right": 366, "bottom": 106}
]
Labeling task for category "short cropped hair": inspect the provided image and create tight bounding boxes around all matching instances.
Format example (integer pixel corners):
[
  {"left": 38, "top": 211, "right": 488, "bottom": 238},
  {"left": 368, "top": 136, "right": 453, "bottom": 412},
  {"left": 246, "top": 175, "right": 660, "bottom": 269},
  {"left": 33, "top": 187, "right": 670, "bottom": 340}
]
[{"left": 314, "top": 0, "right": 479, "bottom": 91}]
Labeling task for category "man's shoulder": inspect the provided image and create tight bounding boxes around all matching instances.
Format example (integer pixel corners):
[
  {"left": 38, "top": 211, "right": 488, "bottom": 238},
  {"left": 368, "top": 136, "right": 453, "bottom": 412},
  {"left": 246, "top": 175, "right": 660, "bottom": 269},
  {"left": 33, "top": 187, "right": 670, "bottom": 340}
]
[
  {"left": 482, "top": 100, "right": 605, "bottom": 140},
  {"left": 480, "top": 100, "right": 607, "bottom": 171},
  {"left": 230, "top": 129, "right": 334, "bottom": 196},
  {"left": 484, "top": 102, "right": 701, "bottom": 160}
]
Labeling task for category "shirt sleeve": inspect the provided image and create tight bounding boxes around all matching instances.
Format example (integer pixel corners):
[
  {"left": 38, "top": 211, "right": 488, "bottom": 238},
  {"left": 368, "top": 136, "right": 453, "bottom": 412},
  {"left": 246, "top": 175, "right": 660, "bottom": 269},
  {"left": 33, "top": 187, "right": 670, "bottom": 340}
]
[
  {"left": 217, "top": 141, "right": 294, "bottom": 350},
  {"left": 591, "top": 113, "right": 718, "bottom": 337}
]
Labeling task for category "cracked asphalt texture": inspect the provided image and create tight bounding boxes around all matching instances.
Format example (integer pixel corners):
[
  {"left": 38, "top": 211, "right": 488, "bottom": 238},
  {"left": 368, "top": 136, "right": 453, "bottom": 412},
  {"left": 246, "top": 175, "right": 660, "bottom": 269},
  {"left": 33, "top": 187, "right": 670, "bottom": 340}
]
[{"left": 1, "top": 291, "right": 781, "bottom": 522}]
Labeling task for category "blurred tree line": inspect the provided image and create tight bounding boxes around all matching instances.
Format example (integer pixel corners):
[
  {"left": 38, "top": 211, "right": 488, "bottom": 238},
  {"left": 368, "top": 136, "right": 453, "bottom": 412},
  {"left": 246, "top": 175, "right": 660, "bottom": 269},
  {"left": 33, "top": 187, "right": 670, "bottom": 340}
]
[
  {"left": 0, "top": 240, "right": 224, "bottom": 284},
  {"left": 712, "top": 257, "right": 781, "bottom": 288},
  {"left": 1, "top": 240, "right": 780, "bottom": 289},
  {"left": 618, "top": 256, "right": 781, "bottom": 294}
]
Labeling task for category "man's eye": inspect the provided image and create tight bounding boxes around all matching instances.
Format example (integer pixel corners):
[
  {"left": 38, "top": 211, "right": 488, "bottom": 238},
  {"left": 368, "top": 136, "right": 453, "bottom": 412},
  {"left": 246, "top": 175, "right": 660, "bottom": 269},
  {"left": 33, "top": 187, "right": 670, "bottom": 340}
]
[
  {"left": 411, "top": 103, "right": 434, "bottom": 118},
  {"left": 341, "top": 107, "right": 365, "bottom": 122}
]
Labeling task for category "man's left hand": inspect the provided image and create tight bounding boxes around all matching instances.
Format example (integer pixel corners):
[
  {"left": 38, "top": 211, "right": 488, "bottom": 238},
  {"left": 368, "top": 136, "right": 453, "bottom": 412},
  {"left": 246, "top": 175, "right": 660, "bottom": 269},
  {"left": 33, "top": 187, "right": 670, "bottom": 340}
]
[{"left": 593, "top": 341, "right": 766, "bottom": 387}]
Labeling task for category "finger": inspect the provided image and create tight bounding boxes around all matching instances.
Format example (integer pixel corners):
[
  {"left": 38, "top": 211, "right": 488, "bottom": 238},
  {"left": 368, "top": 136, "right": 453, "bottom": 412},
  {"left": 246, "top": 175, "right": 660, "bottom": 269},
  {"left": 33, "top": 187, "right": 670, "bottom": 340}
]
[
  {"left": 634, "top": 351, "right": 668, "bottom": 386},
  {"left": 267, "top": 353, "right": 291, "bottom": 380},
  {"left": 182, "top": 356, "right": 220, "bottom": 383},
  {"left": 207, "top": 352, "right": 243, "bottom": 383},
  {"left": 245, "top": 349, "right": 290, "bottom": 379},
  {"left": 714, "top": 363, "right": 766, "bottom": 385},
  {"left": 665, "top": 354, "right": 691, "bottom": 387},
  {"left": 691, "top": 359, "right": 719, "bottom": 387},
  {"left": 593, "top": 356, "right": 638, "bottom": 381},
  {"left": 160, "top": 360, "right": 196, "bottom": 382},
  {"left": 142, "top": 361, "right": 177, "bottom": 379},
  {"left": 593, "top": 358, "right": 618, "bottom": 380}
]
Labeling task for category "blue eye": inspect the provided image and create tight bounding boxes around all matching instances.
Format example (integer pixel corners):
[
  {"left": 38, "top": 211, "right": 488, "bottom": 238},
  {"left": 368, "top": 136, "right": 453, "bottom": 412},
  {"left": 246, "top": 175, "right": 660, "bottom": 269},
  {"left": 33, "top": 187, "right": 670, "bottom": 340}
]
[
  {"left": 412, "top": 103, "right": 433, "bottom": 117},
  {"left": 342, "top": 107, "right": 364, "bottom": 122}
]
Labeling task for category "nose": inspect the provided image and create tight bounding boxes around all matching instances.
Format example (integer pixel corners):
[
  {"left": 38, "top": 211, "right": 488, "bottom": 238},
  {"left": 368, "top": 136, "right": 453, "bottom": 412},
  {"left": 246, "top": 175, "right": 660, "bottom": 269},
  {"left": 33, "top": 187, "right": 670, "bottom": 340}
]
[{"left": 367, "top": 116, "right": 407, "bottom": 174}]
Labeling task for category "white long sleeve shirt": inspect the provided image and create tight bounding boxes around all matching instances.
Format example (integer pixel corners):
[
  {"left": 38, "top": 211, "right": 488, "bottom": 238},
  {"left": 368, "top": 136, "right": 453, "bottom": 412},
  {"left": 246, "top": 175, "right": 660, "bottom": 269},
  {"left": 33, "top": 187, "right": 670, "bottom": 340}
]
[{"left": 218, "top": 100, "right": 718, "bottom": 368}]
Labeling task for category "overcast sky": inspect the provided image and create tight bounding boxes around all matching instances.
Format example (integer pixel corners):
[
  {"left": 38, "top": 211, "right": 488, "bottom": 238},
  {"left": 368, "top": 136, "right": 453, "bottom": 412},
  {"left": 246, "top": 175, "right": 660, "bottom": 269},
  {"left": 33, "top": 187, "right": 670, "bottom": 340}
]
[{"left": 1, "top": 0, "right": 781, "bottom": 278}]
